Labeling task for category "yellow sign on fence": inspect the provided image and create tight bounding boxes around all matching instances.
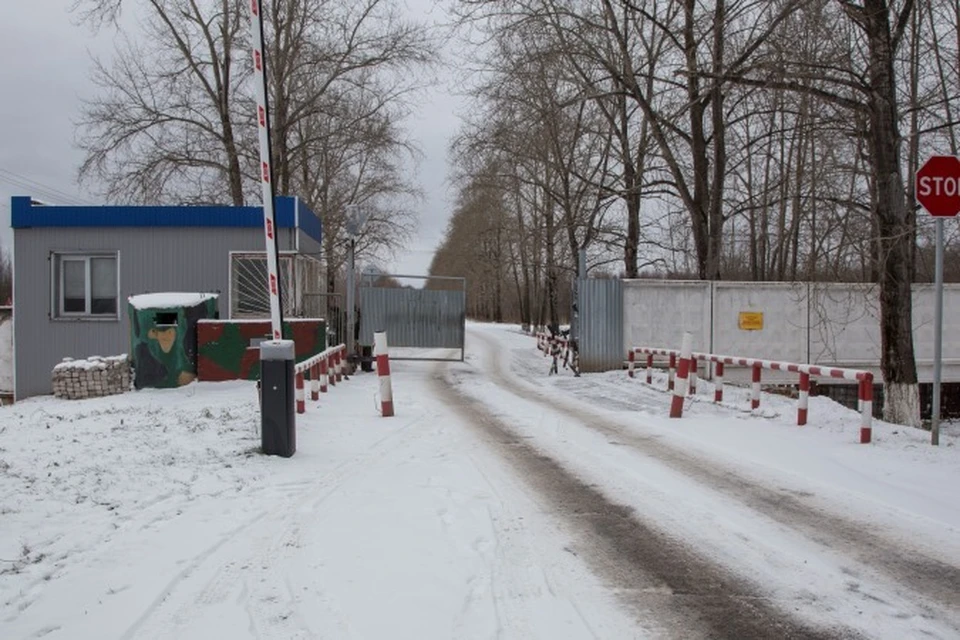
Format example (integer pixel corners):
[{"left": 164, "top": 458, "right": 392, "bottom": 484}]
[{"left": 739, "top": 312, "right": 764, "bottom": 331}]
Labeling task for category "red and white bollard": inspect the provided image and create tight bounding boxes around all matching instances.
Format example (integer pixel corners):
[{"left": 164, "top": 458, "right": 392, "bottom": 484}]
[
  {"left": 714, "top": 361, "right": 724, "bottom": 402},
  {"left": 646, "top": 353, "right": 653, "bottom": 385},
  {"left": 798, "top": 372, "right": 810, "bottom": 425},
  {"left": 328, "top": 353, "right": 336, "bottom": 387},
  {"left": 335, "top": 349, "right": 343, "bottom": 382},
  {"left": 628, "top": 350, "right": 635, "bottom": 378},
  {"left": 859, "top": 375, "right": 873, "bottom": 444},
  {"left": 668, "top": 353, "right": 676, "bottom": 391},
  {"left": 295, "top": 370, "right": 305, "bottom": 414},
  {"left": 374, "top": 331, "right": 394, "bottom": 417},
  {"left": 751, "top": 363, "right": 762, "bottom": 410},
  {"left": 320, "top": 356, "right": 328, "bottom": 393},
  {"left": 310, "top": 362, "right": 320, "bottom": 401},
  {"left": 670, "top": 333, "right": 693, "bottom": 419},
  {"left": 689, "top": 358, "right": 698, "bottom": 395}
]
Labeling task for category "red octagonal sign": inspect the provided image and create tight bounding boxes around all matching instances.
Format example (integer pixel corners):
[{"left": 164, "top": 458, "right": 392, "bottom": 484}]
[{"left": 917, "top": 155, "right": 960, "bottom": 217}]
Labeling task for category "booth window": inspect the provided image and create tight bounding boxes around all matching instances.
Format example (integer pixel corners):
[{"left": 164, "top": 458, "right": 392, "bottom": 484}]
[{"left": 52, "top": 252, "right": 119, "bottom": 318}]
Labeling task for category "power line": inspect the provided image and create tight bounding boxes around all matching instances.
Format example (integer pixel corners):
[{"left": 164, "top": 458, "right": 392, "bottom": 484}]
[{"left": 0, "top": 168, "right": 98, "bottom": 206}]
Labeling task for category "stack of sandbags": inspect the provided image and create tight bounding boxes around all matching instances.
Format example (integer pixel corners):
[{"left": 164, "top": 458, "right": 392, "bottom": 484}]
[{"left": 52, "top": 355, "right": 132, "bottom": 400}]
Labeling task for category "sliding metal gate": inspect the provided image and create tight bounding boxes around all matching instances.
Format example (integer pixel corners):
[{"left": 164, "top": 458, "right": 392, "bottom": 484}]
[{"left": 359, "top": 274, "right": 466, "bottom": 361}]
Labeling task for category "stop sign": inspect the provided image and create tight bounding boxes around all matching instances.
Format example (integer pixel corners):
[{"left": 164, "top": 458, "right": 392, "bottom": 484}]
[{"left": 917, "top": 155, "right": 960, "bottom": 217}]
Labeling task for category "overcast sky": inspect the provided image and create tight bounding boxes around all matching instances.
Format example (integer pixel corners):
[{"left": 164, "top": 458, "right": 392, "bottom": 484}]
[{"left": 0, "top": 0, "right": 463, "bottom": 277}]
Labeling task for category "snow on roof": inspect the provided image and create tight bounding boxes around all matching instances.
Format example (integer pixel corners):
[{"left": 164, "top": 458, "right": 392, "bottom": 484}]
[{"left": 127, "top": 292, "right": 219, "bottom": 310}]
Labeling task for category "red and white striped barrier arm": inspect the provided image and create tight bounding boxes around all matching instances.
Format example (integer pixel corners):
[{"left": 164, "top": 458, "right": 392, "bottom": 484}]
[{"left": 374, "top": 331, "right": 394, "bottom": 417}]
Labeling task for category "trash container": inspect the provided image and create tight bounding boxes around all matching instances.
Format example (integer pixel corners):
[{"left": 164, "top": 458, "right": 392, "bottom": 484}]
[{"left": 128, "top": 293, "right": 219, "bottom": 389}]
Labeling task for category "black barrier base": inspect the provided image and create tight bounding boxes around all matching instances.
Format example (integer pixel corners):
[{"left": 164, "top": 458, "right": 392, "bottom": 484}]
[{"left": 260, "top": 341, "right": 296, "bottom": 457}]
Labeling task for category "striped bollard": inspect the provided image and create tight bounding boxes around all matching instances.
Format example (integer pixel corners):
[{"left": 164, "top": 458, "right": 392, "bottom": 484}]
[
  {"left": 328, "top": 353, "right": 336, "bottom": 387},
  {"left": 689, "top": 358, "right": 698, "bottom": 395},
  {"left": 669, "top": 333, "right": 693, "bottom": 419},
  {"left": 295, "top": 371, "right": 305, "bottom": 414},
  {"left": 335, "top": 350, "right": 343, "bottom": 382},
  {"left": 668, "top": 353, "right": 676, "bottom": 391},
  {"left": 859, "top": 375, "right": 873, "bottom": 444},
  {"left": 751, "top": 364, "right": 762, "bottom": 410},
  {"left": 628, "top": 350, "right": 635, "bottom": 378},
  {"left": 646, "top": 354, "right": 653, "bottom": 384},
  {"left": 310, "top": 363, "right": 320, "bottom": 401},
  {"left": 320, "top": 357, "right": 328, "bottom": 393},
  {"left": 374, "top": 331, "right": 394, "bottom": 417},
  {"left": 714, "top": 361, "right": 724, "bottom": 402},
  {"left": 798, "top": 372, "right": 810, "bottom": 425}
]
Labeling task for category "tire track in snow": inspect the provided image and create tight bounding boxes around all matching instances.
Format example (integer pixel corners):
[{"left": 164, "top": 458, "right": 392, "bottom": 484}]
[
  {"left": 486, "top": 331, "right": 960, "bottom": 617},
  {"left": 431, "top": 368, "right": 850, "bottom": 639}
]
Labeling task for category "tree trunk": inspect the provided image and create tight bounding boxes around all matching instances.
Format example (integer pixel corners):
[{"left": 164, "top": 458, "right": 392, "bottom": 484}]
[{"left": 862, "top": 0, "right": 919, "bottom": 426}]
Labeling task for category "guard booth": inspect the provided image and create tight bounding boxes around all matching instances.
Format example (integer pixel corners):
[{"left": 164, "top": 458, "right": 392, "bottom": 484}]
[{"left": 358, "top": 274, "right": 466, "bottom": 362}]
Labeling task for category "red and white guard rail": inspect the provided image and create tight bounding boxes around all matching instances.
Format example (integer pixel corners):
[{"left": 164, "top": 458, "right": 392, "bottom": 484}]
[
  {"left": 628, "top": 345, "right": 875, "bottom": 444},
  {"left": 292, "top": 343, "right": 348, "bottom": 414},
  {"left": 536, "top": 331, "right": 571, "bottom": 360}
]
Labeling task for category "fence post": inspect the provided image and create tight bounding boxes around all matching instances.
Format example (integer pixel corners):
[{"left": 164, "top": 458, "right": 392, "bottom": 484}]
[
  {"left": 798, "top": 372, "right": 810, "bottom": 425},
  {"left": 310, "top": 363, "right": 320, "bottom": 401},
  {"left": 374, "top": 331, "right": 395, "bottom": 417},
  {"left": 335, "top": 349, "right": 343, "bottom": 382},
  {"left": 690, "top": 358, "right": 698, "bottom": 395},
  {"left": 328, "top": 353, "right": 336, "bottom": 386},
  {"left": 670, "top": 333, "right": 692, "bottom": 419},
  {"left": 295, "top": 370, "right": 305, "bottom": 414},
  {"left": 860, "top": 375, "right": 873, "bottom": 444},
  {"left": 320, "top": 356, "right": 328, "bottom": 393},
  {"left": 646, "top": 353, "right": 653, "bottom": 384},
  {"left": 668, "top": 353, "right": 676, "bottom": 391},
  {"left": 751, "top": 363, "right": 762, "bottom": 410},
  {"left": 628, "top": 349, "right": 635, "bottom": 378},
  {"left": 714, "top": 361, "right": 724, "bottom": 402}
]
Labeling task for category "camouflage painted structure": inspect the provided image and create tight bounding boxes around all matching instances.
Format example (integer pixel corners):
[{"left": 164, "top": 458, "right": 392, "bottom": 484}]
[
  {"left": 197, "top": 319, "right": 326, "bottom": 381},
  {"left": 128, "top": 293, "right": 219, "bottom": 389}
]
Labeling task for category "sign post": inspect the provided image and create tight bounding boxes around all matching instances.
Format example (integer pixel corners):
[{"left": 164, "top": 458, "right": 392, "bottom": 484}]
[{"left": 916, "top": 154, "right": 960, "bottom": 446}]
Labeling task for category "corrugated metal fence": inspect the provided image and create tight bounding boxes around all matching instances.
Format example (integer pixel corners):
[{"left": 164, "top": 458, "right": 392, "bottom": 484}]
[
  {"left": 359, "top": 286, "right": 465, "bottom": 359},
  {"left": 578, "top": 278, "right": 623, "bottom": 372}
]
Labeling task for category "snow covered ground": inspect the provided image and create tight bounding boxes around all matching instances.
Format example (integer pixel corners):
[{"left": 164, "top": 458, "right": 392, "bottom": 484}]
[{"left": 1, "top": 323, "right": 958, "bottom": 639}]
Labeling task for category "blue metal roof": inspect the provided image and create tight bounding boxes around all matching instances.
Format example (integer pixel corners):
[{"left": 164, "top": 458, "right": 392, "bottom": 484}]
[{"left": 10, "top": 195, "right": 322, "bottom": 245}]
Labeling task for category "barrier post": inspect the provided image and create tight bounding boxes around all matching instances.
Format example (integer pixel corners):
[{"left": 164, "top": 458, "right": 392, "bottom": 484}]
[
  {"left": 310, "top": 363, "right": 320, "bottom": 400},
  {"left": 670, "top": 333, "right": 692, "bottom": 418},
  {"left": 628, "top": 350, "right": 635, "bottom": 378},
  {"left": 690, "top": 358, "right": 698, "bottom": 395},
  {"left": 646, "top": 354, "right": 653, "bottom": 384},
  {"left": 335, "top": 349, "right": 343, "bottom": 382},
  {"left": 295, "top": 371, "right": 305, "bottom": 414},
  {"left": 798, "top": 372, "right": 810, "bottom": 425},
  {"left": 374, "top": 331, "right": 394, "bottom": 417},
  {"left": 320, "top": 356, "right": 328, "bottom": 393},
  {"left": 751, "top": 363, "right": 762, "bottom": 410},
  {"left": 860, "top": 375, "right": 873, "bottom": 444},
  {"left": 328, "top": 353, "right": 336, "bottom": 387},
  {"left": 668, "top": 353, "right": 676, "bottom": 391},
  {"left": 714, "top": 361, "right": 724, "bottom": 402}
]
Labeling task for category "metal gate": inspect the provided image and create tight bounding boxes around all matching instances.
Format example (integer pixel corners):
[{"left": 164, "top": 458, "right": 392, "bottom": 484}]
[
  {"left": 359, "top": 274, "right": 466, "bottom": 361},
  {"left": 578, "top": 278, "right": 623, "bottom": 372}
]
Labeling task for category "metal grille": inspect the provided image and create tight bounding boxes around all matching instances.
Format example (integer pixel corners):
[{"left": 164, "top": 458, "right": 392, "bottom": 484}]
[
  {"left": 230, "top": 253, "right": 323, "bottom": 318},
  {"left": 578, "top": 278, "right": 624, "bottom": 372},
  {"left": 359, "top": 275, "right": 466, "bottom": 361}
]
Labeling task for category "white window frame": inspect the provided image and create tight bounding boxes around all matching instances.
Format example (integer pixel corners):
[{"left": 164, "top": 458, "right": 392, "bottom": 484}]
[{"left": 51, "top": 252, "right": 120, "bottom": 320}]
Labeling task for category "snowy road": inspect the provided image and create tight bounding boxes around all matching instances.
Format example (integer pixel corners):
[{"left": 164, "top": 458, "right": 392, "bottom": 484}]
[{"left": 2, "top": 323, "right": 959, "bottom": 639}]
